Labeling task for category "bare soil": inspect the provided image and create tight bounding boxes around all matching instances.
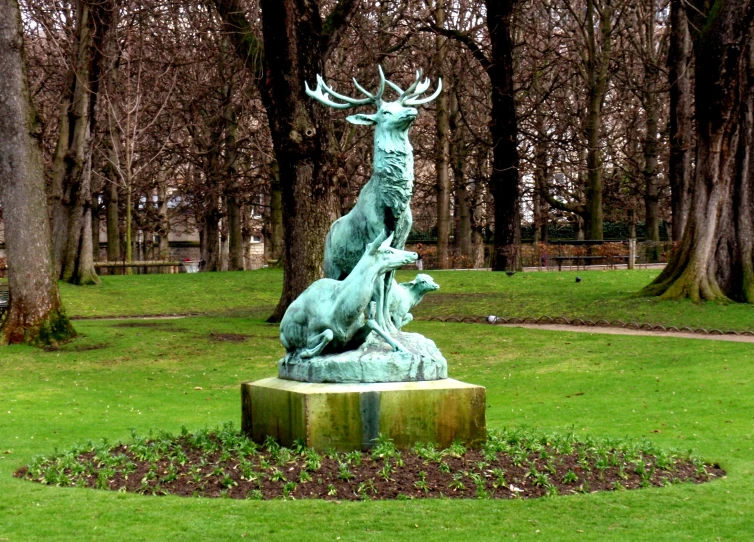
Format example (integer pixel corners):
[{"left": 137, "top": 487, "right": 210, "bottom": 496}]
[{"left": 15, "top": 433, "right": 724, "bottom": 501}]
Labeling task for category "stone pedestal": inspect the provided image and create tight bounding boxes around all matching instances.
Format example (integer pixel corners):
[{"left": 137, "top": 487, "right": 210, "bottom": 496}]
[{"left": 241, "top": 377, "right": 486, "bottom": 451}]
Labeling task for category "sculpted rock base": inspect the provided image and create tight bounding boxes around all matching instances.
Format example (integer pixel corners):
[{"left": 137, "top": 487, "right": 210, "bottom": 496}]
[
  {"left": 241, "top": 377, "right": 486, "bottom": 451},
  {"left": 278, "top": 331, "right": 447, "bottom": 383}
]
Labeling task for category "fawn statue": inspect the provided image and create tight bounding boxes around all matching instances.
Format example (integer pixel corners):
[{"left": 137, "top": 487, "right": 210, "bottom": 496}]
[{"left": 388, "top": 274, "right": 440, "bottom": 330}]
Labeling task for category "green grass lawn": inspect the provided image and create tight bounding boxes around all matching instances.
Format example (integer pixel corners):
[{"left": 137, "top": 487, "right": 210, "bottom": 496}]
[
  {"left": 2, "top": 309, "right": 754, "bottom": 540},
  {"left": 59, "top": 268, "right": 754, "bottom": 332}
]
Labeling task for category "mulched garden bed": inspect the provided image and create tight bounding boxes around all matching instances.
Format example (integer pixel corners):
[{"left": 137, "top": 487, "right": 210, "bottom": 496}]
[{"left": 15, "top": 424, "right": 724, "bottom": 500}]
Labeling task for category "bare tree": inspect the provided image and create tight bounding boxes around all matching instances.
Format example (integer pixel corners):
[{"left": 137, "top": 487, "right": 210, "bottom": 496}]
[
  {"left": 0, "top": 0, "right": 75, "bottom": 346},
  {"left": 643, "top": 0, "right": 754, "bottom": 301},
  {"left": 214, "top": 0, "right": 361, "bottom": 319}
]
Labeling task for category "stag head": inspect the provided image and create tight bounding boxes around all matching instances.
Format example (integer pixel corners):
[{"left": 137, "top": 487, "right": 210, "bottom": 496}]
[{"left": 305, "top": 66, "right": 442, "bottom": 134}]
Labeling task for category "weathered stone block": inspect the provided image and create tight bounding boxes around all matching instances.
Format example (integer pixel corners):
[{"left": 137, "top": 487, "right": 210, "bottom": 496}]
[{"left": 241, "top": 377, "right": 486, "bottom": 451}]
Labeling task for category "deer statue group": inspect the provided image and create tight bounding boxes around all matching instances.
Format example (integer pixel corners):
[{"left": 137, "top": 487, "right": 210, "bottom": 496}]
[
  {"left": 278, "top": 67, "right": 442, "bottom": 366},
  {"left": 306, "top": 66, "right": 441, "bottom": 338}
]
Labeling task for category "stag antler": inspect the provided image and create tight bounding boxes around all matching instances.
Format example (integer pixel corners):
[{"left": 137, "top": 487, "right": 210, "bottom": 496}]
[
  {"left": 305, "top": 68, "right": 386, "bottom": 109},
  {"left": 305, "top": 66, "right": 441, "bottom": 109},
  {"left": 391, "top": 69, "right": 443, "bottom": 106}
]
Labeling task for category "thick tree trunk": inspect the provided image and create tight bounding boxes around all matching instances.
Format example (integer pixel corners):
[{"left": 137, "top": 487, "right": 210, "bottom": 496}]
[
  {"left": 50, "top": 0, "right": 113, "bottom": 285},
  {"left": 643, "top": 0, "right": 754, "bottom": 302},
  {"left": 0, "top": 0, "right": 76, "bottom": 346},
  {"left": 668, "top": 0, "right": 694, "bottom": 241},
  {"left": 261, "top": 0, "right": 340, "bottom": 320},
  {"left": 214, "top": 0, "right": 357, "bottom": 320},
  {"left": 486, "top": 0, "right": 521, "bottom": 271},
  {"left": 434, "top": 3, "right": 452, "bottom": 269}
]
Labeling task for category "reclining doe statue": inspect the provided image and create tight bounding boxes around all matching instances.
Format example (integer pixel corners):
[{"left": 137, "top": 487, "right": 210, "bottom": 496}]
[{"left": 280, "top": 231, "right": 416, "bottom": 361}]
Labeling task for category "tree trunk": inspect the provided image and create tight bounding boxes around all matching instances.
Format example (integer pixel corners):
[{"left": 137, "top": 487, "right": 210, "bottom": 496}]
[
  {"left": 157, "top": 182, "right": 170, "bottom": 271},
  {"left": 228, "top": 197, "right": 243, "bottom": 270},
  {"left": 261, "top": 0, "right": 341, "bottom": 320},
  {"left": 486, "top": 0, "right": 521, "bottom": 271},
  {"left": 643, "top": 0, "right": 754, "bottom": 302},
  {"left": 265, "top": 160, "right": 284, "bottom": 264},
  {"left": 202, "top": 195, "right": 222, "bottom": 272},
  {"left": 643, "top": 0, "right": 661, "bottom": 243},
  {"left": 434, "top": 3, "right": 452, "bottom": 269},
  {"left": 0, "top": 0, "right": 76, "bottom": 346},
  {"left": 668, "top": 0, "right": 694, "bottom": 241},
  {"left": 533, "top": 117, "right": 550, "bottom": 244},
  {"left": 50, "top": 0, "right": 114, "bottom": 285},
  {"left": 583, "top": 0, "right": 612, "bottom": 241},
  {"left": 450, "top": 86, "right": 471, "bottom": 262},
  {"left": 225, "top": 104, "right": 244, "bottom": 271}
]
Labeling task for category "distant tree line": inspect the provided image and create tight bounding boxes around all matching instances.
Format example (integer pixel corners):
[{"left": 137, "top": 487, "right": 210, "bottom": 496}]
[{"left": 1, "top": 0, "right": 752, "bottom": 344}]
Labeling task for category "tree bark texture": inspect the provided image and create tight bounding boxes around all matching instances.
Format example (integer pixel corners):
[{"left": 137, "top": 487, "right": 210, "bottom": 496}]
[
  {"left": 668, "top": 0, "right": 694, "bottom": 241},
  {"left": 265, "top": 160, "right": 284, "bottom": 264},
  {"left": 643, "top": 0, "right": 754, "bottom": 302},
  {"left": 50, "top": 0, "right": 114, "bottom": 285},
  {"left": 434, "top": 3, "right": 452, "bottom": 269},
  {"left": 449, "top": 86, "right": 472, "bottom": 261},
  {"left": 486, "top": 0, "right": 521, "bottom": 270},
  {"left": 0, "top": 0, "right": 76, "bottom": 346}
]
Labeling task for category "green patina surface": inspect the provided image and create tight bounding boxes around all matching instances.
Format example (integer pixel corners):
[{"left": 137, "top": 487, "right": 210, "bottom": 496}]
[{"left": 242, "top": 377, "right": 486, "bottom": 451}]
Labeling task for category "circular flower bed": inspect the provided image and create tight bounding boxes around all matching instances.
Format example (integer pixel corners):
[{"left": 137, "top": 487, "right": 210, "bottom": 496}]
[{"left": 15, "top": 424, "right": 723, "bottom": 500}]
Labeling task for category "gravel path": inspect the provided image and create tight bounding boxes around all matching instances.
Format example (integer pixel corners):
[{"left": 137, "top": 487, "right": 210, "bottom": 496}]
[{"left": 498, "top": 322, "right": 754, "bottom": 343}]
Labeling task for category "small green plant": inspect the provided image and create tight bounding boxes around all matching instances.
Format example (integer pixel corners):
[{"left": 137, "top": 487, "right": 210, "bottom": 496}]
[
  {"left": 445, "top": 440, "right": 466, "bottom": 459},
  {"left": 327, "top": 484, "right": 337, "bottom": 497},
  {"left": 299, "top": 470, "right": 312, "bottom": 483},
  {"left": 269, "top": 468, "right": 287, "bottom": 482},
  {"left": 220, "top": 474, "right": 238, "bottom": 488},
  {"left": 345, "top": 451, "right": 362, "bottom": 466},
  {"left": 378, "top": 461, "right": 394, "bottom": 482},
  {"left": 491, "top": 468, "right": 507, "bottom": 488},
  {"left": 282, "top": 481, "right": 297, "bottom": 498},
  {"left": 246, "top": 489, "right": 263, "bottom": 500},
  {"left": 337, "top": 463, "right": 354, "bottom": 481},
  {"left": 562, "top": 470, "right": 578, "bottom": 484},
  {"left": 449, "top": 473, "right": 466, "bottom": 491},
  {"left": 371, "top": 434, "right": 398, "bottom": 460}
]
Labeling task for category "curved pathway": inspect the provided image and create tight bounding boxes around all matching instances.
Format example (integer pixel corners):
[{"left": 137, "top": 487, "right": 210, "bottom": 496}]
[{"left": 495, "top": 322, "right": 754, "bottom": 343}]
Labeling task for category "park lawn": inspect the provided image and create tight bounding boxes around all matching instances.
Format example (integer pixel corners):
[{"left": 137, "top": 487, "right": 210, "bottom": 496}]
[
  {"left": 1, "top": 316, "right": 753, "bottom": 541},
  {"left": 58, "top": 268, "right": 754, "bottom": 332}
]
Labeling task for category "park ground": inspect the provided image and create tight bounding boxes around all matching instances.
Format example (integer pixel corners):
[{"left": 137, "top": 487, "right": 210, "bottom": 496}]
[{"left": 1, "top": 269, "right": 753, "bottom": 540}]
